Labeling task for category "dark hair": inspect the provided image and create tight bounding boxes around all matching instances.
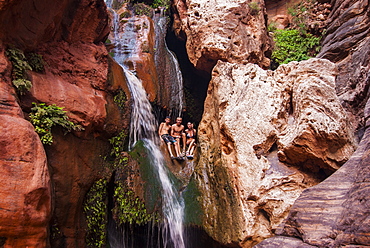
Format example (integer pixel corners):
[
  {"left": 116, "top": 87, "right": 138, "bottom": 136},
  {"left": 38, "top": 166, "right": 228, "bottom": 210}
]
[{"left": 165, "top": 116, "right": 171, "bottom": 119}]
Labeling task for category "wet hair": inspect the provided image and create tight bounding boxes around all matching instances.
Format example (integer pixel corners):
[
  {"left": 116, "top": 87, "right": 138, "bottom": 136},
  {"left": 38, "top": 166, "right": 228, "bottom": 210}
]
[{"left": 165, "top": 116, "right": 171, "bottom": 119}]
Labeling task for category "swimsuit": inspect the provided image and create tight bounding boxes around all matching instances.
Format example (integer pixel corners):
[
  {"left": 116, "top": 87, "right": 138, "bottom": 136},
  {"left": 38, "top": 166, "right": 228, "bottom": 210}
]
[
  {"left": 161, "top": 134, "right": 176, "bottom": 144},
  {"left": 186, "top": 130, "right": 195, "bottom": 139}
]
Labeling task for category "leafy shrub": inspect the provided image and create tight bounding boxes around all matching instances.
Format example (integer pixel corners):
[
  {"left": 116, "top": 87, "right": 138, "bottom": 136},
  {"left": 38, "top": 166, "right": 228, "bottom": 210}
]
[
  {"left": 25, "top": 52, "right": 45, "bottom": 72},
  {"left": 113, "top": 182, "right": 157, "bottom": 225},
  {"left": 6, "top": 48, "right": 33, "bottom": 94},
  {"left": 132, "top": 3, "right": 152, "bottom": 16},
  {"left": 151, "top": 0, "right": 170, "bottom": 10},
  {"left": 6, "top": 48, "right": 45, "bottom": 94},
  {"left": 84, "top": 179, "right": 108, "bottom": 248},
  {"left": 271, "top": 29, "right": 321, "bottom": 64},
  {"left": 106, "top": 130, "right": 128, "bottom": 168},
  {"left": 29, "top": 102, "right": 83, "bottom": 145}
]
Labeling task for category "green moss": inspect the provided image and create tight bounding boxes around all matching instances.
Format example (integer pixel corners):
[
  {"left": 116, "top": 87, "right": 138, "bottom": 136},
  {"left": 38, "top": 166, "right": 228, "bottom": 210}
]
[
  {"left": 183, "top": 178, "right": 203, "bottom": 225},
  {"left": 84, "top": 178, "right": 108, "bottom": 248},
  {"left": 248, "top": 2, "right": 260, "bottom": 15},
  {"left": 129, "top": 141, "right": 162, "bottom": 212},
  {"left": 29, "top": 102, "right": 84, "bottom": 145},
  {"left": 120, "top": 11, "right": 131, "bottom": 19}
]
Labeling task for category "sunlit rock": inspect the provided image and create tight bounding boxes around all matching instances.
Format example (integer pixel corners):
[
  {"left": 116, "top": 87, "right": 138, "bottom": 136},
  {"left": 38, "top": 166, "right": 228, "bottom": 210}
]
[
  {"left": 172, "top": 0, "right": 272, "bottom": 73},
  {"left": 194, "top": 58, "right": 356, "bottom": 247}
]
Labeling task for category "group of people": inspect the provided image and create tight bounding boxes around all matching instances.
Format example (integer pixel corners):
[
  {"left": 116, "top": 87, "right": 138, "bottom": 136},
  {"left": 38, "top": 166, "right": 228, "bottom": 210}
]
[{"left": 158, "top": 117, "right": 196, "bottom": 160}]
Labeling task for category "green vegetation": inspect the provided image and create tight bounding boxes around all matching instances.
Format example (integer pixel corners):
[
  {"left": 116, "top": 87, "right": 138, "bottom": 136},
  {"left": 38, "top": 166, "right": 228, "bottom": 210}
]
[
  {"left": 248, "top": 2, "right": 260, "bottom": 15},
  {"left": 29, "top": 102, "right": 83, "bottom": 145},
  {"left": 105, "top": 130, "right": 128, "bottom": 168},
  {"left": 151, "top": 0, "right": 170, "bottom": 10},
  {"left": 271, "top": 29, "right": 321, "bottom": 65},
  {"left": 113, "top": 182, "right": 158, "bottom": 225},
  {"left": 26, "top": 52, "right": 45, "bottom": 72},
  {"left": 6, "top": 48, "right": 33, "bottom": 94},
  {"left": 113, "top": 89, "right": 127, "bottom": 112},
  {"left": 84, "top": 179, "right": 108, "bottom": 248},
  {"left": 132, "top": 3, "right": 152, "bottom": 16},
  {"left": 5, "top": 48, "right": 45, "bottom": 94}
]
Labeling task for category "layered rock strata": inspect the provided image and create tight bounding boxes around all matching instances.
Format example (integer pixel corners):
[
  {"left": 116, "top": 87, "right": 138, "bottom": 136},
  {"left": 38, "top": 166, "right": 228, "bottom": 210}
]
[
  {"left": 317, "top": 0, "right": 370, "bottom": 138},
  {"left": 172, "top": 0, "right": 272, "bottom": 73},
  {"left": 194, "top": 58, "right": 356, "bottom": 247}
]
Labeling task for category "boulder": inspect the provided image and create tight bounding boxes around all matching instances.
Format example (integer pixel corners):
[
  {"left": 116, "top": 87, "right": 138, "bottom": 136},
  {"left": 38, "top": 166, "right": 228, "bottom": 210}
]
[
  {"left": 194, "top": 58, "right": 356, "bottom": 246},
  {"left": 0, "top": 45, "right": 51, "bottom": 248},
  {"left": 172, "top": 0, "right": 272, "bottom": 73}
]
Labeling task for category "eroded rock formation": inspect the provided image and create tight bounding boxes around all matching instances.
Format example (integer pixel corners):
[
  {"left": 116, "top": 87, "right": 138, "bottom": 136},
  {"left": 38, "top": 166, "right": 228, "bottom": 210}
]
[
  {"left": 172, "top": 0, "right": 272, "bottom": 73},
  {"left": 194, "top": 58, "right": 356, "bottom": 247},
  {"left": 255, "top": 0, "right": 370, "bottom": 246},
  {"left": 0, "top": 45, "right": 51, "bottom": 248}
]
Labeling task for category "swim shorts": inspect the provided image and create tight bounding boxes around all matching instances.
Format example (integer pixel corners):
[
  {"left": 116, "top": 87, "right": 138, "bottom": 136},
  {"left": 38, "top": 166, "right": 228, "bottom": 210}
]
[{"left": 161, "top": 134, "right": 176, "bottom": 144}]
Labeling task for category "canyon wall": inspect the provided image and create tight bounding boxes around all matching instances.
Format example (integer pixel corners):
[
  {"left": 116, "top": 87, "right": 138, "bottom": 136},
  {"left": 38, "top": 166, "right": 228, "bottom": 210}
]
[
  {"left": 257, "top": 0, "right": 370, "bottom": 246},
  {"left": 0, "top": 0, "right": 131, "bottom": 247},
  {"left": 174, "top": 0, "right": 368, "bottom": 247}
]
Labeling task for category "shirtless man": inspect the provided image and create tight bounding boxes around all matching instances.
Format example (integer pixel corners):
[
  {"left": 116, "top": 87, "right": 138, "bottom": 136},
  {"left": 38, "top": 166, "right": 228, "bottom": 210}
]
[
  {"left": 171, "top": 117, "right": 186, "bottom": 157},
  {"left": 158, "top": 117, "right": 177, "bottom": 159}
]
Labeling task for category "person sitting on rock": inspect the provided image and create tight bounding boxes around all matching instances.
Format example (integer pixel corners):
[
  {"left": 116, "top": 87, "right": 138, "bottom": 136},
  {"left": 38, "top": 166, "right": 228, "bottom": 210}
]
[
  {"left": 171, "top": 117, "right": 186, "bottom": 158},
  {"left": 158, "top": 117, "right": 177, "bottom": 159},
  {"left": 185, "top": 122, "right": 196, "bottom": 159}
]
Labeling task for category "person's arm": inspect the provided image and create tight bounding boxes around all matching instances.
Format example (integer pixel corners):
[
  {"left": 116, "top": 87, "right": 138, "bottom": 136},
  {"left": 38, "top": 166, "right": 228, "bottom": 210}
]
[
  {"left": 170, "top": 125, "right": 175, "bottom": 137},
  {"left": 158, "top": 123, "right": 164, "bottom": 136}
]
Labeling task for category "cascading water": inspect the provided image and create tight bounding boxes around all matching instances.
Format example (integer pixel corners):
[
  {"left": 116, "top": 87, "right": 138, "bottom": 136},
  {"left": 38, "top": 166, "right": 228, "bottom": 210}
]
[
  {"left": 153, "top": 9, "right": 185, "bottom": 118},
  {"left": 106, "top": 3, "right": 185, "bottom": 248}
]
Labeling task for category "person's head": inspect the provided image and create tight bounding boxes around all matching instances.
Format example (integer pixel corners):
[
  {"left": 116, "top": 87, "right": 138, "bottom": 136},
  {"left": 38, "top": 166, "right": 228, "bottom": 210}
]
[
  {"left": 176, "top": 117, "right": 182, "bottom": 125},
  {"left": 187, "top": 122, "right": 194, "bottom": 129},
  {"left": 165, "top": 117, "right": 171, "bottom": 123}
]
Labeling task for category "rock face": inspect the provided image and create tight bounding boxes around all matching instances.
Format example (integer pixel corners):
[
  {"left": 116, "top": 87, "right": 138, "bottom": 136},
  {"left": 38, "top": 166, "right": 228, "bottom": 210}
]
[
  {"left": 194, "top": 58, "right": 356, "bottom": 247},
  {"left": 255, "top": 98, "right": 370, "bottom": 247},
  {"left": 255, "top": 0, "right": 370, "bottom": 246},
  {"left": 172, "top": 0, "right": 272, "bottom": 73},
  {"left": 0, "top": 45, "right": 51, "bottom": 247},
  {"left": 0, "top": 0, "right": 132, "bottom": 247},
  {"left": 317, "top": 0, "right": 370, "bottom": 138}
]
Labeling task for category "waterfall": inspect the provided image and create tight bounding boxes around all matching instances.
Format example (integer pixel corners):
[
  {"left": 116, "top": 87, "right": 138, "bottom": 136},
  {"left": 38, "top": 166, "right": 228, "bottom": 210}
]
[
  {"left": 107, "top": 4, "right": 185, "bottom": 248},
  {"left": 153, "top": 9, "right": 185, "bottom": 118}
]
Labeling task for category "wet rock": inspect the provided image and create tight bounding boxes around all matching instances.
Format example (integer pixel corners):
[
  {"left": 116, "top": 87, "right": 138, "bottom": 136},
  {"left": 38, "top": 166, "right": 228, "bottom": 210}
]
[{"left": 194, "top": 58, "right": 356, "bottom": 246}]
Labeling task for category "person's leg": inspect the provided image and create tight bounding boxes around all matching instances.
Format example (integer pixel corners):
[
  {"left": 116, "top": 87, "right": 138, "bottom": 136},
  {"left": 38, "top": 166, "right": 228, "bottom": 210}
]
[
  {"left": 181, "top": 133, "right": 187, "bottom": 155},
  {"left": 166, "top": 143, "right": 175, "bottom": 158},
  {"left": 174, "top": 139, "right": 181, "bottom": 157},
  {"left": 186, "top": 139, "right": 195, "bottom": 155},
  {"left": 189, "top": 143, "right": 196, "bottom": 156}
]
